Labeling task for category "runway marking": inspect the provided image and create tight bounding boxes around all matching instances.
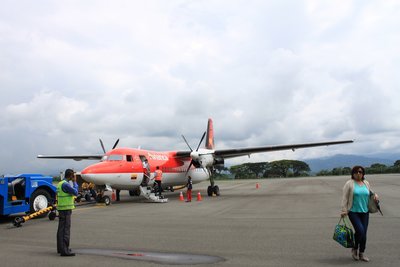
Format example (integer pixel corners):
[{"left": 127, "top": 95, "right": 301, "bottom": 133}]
[{"left": 73, "top": 248, "right": 225, "bottom": 265}]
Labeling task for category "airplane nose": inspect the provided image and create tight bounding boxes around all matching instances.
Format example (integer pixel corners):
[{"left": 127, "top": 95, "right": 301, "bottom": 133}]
[
  {"left": 81, "top": 166, "right": 88, "bottom": 174},
  {"left": 81, "top": 165, "right": 94, "bottom": 174}
]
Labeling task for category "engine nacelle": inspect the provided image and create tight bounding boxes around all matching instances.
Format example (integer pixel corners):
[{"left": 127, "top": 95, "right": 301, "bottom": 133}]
[
  {"left": 198, "top": 154, "right": 214, "bottom": 168},
  {"left": 190, "top": 149, "right": 216, "bottom": 168},
  {"left": 214, "top": 157, "right": 224, "bottom": 166}
]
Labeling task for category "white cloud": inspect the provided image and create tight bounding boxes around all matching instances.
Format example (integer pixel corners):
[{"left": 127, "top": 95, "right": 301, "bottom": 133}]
[{"left": 1, "top": 0, "right": 400, "bottom": 174}]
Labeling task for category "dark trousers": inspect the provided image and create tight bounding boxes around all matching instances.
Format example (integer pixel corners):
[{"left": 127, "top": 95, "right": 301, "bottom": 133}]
[
  {"left": 348, "top": 211, "right": 369, "bottom": 253},
  {"left": 57, "top": 210, "right": 72, "bottom": 254},
  {"left": 116, "top": 189, "right": 120, "bottom": 201},
  {"left": 155, "top": 181, "right": 162, "bottom": 195}
]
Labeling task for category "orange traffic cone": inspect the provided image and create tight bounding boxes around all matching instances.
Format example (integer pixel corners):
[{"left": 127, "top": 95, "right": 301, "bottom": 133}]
[
  {"left": 256, "top": 183, "right": 260, "bottom": 189},
  {"left": 112, "top": 190, "right": 116, "bottom": 201},
  {"left": 197, "top": 191, "right": 202, "bottom": 201},
  {"left": 179, "top": 191, "right": 184, "bottom": 201}
]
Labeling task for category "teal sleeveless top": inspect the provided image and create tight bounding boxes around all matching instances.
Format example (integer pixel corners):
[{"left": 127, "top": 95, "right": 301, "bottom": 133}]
[{"left": 350, "top": 182, "right": 369, "bottom": 213}]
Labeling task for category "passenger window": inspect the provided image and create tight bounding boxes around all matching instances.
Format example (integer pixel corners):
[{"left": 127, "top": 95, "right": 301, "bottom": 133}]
[{"left": 126, "top": 155, "right": 133, "bottom": 162}]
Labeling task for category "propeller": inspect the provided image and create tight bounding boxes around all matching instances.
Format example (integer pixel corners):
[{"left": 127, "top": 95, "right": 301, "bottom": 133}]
[
  {"left": 112, "top": 139, "right": 120, "bottom": 149},
  {"left": 99, "top": 138, "right": 120, "bottom": 153},
  {"left": 182, "top": 132, "right": 206, "bottom": 176},
  {"left": 99, "top": 139, "right": 106, "bottom": 153}
]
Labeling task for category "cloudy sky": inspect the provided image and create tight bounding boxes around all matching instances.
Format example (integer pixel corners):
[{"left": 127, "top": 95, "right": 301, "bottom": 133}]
[{"left": 1, "top": 0, "right": 399, "bottom": 174}]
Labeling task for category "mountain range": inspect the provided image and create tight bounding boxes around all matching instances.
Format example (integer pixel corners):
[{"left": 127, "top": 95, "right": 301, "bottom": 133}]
[{"left": 305, "top": 153, "right": 400, "bottom": 173}]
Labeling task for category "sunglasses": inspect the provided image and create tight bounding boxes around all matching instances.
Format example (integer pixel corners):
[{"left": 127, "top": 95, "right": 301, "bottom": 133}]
[{"left": 355, "top": 170, "right": 363, "bottom": 174}]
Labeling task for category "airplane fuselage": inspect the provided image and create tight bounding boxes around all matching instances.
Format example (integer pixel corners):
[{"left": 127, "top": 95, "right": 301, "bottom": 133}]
[{"left": 80, "top": 148, "right": 209, "bottom": 189}]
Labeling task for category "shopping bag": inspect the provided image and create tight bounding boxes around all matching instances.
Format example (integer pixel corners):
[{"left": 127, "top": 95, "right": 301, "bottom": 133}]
[{"left": 333, "top": 217, "right": 354, "bottom": 248}]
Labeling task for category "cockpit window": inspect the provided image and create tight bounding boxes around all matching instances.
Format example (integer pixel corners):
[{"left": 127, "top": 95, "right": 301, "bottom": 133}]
[
  {"left": 126, "top": 155, "right": 133, "bottom": 162},
  {"left": 107, "top": 155, "right": 124, "bottom": 161}
]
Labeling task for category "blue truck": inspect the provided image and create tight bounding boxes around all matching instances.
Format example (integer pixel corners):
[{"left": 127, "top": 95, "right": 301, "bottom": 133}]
[{"left": 0, "top": 174, "right": 56, "bottom": 216}]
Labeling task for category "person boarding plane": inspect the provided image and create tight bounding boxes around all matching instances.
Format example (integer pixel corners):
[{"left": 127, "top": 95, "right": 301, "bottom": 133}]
[{"left": 38, "top": 119, "right": 353, "bottom": 203}]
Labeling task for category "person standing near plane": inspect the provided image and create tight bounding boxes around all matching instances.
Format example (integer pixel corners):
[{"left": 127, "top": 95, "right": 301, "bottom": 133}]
[
  {"left": 186, "top": 176, "right": 193, "bottom": 202},
  {"left": 57, "top": 169, "right": 78, "bottom": 256},
  {"left": 154, "top": 166, "right": 163, "bottom": 197},
  {"left": 341, "top": 166, "right": 379, "bottom": 262},
  {"left": 142, "top": 159, "right": 150, "bottom": 186}
]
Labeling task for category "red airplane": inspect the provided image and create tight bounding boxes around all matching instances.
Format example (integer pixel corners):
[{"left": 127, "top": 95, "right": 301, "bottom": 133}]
[{"left": 38, "top": 119, "right": 353, "bottom": 202}]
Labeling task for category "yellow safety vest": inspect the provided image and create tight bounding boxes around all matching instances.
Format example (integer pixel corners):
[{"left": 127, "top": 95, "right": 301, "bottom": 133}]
[{"left": 57, "top": 180, "right": 75, "bottom": 210}]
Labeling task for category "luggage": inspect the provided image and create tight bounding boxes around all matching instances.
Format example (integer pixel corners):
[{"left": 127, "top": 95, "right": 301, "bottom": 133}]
[{"left": 333, "top": 217, "right": 354, "bottom": 248}]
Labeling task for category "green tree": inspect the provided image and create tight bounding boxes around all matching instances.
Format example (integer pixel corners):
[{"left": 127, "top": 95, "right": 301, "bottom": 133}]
[
  {"left": 245, "top": 162, "right": 269, "bottom": 178},
  {"left": 266, "top": 160, "right": 289, "bottom": 177},
  {"left": 230, "top": 162, "right": 269, "bottom": 178},
  {"left": 291, "top": 160, "right": 311, "bottom": 176}
]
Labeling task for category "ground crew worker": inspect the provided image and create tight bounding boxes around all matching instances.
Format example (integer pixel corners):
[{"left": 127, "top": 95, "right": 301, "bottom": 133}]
[
  {"left": 186, "top": 176, "right": 193, "bottom": 202},
  {"left": 154, "top": 166, "right": 163, "bottom": 197},
  {"left": 116, "top": 189, "right": 120, "bottom": 201},
  {"left": 57, "top": 169, "right": 78, "bottom": 256}
]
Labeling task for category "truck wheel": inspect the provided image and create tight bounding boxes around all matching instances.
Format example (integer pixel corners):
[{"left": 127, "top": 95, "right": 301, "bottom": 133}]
[
  {"left": 85, "top": 194, "right": 91, "bottom": 202},
  {"left": 30, "top": 189, "right": 51, "bottom": 217},
  {"left": 102, "top": 196, "right": 111, "bottom": 205}
]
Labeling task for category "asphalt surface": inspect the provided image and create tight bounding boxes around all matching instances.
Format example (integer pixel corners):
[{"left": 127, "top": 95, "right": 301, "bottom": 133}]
[{"left": 1, "top": 174, "right": 399, "bottom": 267}]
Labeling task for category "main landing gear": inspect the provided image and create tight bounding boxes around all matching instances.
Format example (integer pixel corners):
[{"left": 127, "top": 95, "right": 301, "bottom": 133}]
[
  {"left": 207, "top": 185, "right": 220, "bottom": 196},
  {"left": 207, "top": 174, "right": 220, "bottom": 196}
]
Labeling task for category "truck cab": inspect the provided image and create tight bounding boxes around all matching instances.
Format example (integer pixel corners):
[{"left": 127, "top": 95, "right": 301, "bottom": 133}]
[{"left": 0, "top": 174, "right": 56, "bottom": 216}]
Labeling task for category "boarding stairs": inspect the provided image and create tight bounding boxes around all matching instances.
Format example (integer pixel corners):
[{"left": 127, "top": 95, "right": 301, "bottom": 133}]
[{"left": 139, "top": 186, "right": 168, "bottom": 203}]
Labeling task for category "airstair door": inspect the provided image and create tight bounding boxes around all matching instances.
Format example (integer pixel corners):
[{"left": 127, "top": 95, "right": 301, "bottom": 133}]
[{"left": 139, "top": 155, "right": 150, "bottom": 186}]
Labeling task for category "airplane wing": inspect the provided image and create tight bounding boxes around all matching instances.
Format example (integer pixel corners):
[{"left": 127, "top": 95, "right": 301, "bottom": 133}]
[
  {"left": 175, "top": 140, "right": 353, "bottom": 161},
  {"left": 37, "top": 154, "right": 104, "bottom": 161}
]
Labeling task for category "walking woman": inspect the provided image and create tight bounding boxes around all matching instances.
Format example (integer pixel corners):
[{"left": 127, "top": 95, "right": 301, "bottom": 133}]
[{"left": 341, "top": 165, "right": 379, "bottom": 262}]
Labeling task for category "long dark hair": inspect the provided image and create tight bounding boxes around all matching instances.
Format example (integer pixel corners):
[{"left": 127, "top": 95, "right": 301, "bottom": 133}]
[{"left": 351, "top": 165, "right": 365, "bottom": 180}]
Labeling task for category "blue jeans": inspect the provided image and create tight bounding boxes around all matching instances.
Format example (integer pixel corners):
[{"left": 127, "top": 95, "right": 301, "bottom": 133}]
[{"left": 348, "top": 211, "right": 369, "bottom": 252}]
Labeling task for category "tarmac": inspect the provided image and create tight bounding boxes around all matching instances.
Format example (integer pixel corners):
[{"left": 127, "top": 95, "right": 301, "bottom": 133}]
[{"left": 1, "top": 174, "right": 400, "bottom": 267}]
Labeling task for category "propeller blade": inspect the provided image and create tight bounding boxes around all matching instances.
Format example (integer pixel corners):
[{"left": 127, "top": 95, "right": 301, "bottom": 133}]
[
  {"left": 99, "top": 139, "right": 106, "bottom": 153},
  {"left": 112, "top": 139, "right": 120, "bottom": 149},
  {"left": 196, "top": 131, "right": 206, "bottom": 151},
  {"left": 181, "top": 135, "right": 193, "bottom": 151},
  {"left": 185, "top": 161, "right": 193, "bottom": 177}
]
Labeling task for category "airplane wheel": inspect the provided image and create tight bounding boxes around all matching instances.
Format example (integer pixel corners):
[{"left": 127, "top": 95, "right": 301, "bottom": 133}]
[
  {"left": 207, "top": 186, "right": 213, "bottom": 197},
  {"left": 213, "top": 185, "right": 220, "bottom": 196},
  {"left": 102, "top": 196, "right": 111, "bottom": 205}
]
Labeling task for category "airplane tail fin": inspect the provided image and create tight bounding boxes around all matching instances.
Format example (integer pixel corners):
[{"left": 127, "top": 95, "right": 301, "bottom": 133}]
[{"left": 205, "top": 118, "right": 214, "bottom": 149}]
